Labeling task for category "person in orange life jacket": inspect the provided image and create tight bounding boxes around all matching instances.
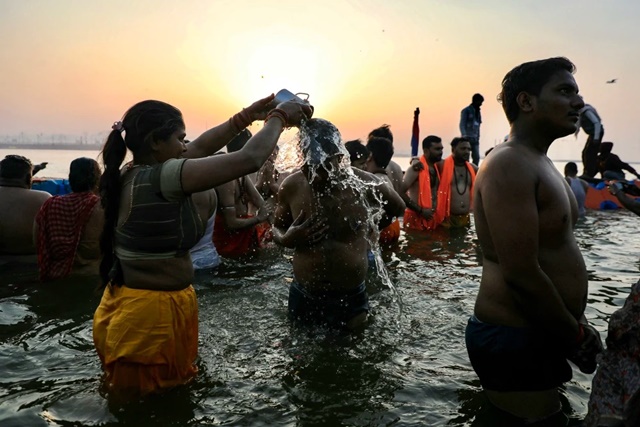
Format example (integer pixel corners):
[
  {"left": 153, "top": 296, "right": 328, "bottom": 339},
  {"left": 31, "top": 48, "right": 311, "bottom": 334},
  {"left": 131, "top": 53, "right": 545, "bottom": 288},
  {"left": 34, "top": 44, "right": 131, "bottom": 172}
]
[
  {"left": 434, "top": 137, "right": 478, "bottom": 229},
  {"left": 401, "top": 135, "right": 444, "bottom": 231},
  {"left": 364, "top": 137, "right": 402, "bottom": 244}
]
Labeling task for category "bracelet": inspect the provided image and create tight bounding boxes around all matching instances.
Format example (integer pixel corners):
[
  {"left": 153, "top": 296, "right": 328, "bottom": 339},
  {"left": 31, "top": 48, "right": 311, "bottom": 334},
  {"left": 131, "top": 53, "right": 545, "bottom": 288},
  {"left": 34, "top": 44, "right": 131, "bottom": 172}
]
[
  {"left": 229, "top": 108, "right": 253, "bottom": 133},
  {"left": 575, "top": 323, "right": 585, "bottom": 345},
  {"left": 265, "top": 108, "right": 289, "bottom": 128}
]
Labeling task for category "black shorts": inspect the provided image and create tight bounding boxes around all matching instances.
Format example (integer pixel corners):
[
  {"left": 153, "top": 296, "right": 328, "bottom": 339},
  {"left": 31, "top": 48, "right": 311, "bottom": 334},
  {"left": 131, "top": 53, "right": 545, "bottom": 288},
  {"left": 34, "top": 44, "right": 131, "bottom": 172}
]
[
  {"left": 288, "top": 280, "right": 369, "bottom": 328},
  {"left": 465, "top": 315, "right": 572, "bottom": 392}
]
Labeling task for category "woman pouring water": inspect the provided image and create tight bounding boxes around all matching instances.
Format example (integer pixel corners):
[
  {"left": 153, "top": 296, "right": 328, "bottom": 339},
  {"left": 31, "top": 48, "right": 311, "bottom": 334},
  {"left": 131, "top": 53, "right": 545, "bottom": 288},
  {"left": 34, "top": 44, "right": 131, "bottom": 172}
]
[{"left": 93, "top": 95, "right": 312, "bottom": 399}]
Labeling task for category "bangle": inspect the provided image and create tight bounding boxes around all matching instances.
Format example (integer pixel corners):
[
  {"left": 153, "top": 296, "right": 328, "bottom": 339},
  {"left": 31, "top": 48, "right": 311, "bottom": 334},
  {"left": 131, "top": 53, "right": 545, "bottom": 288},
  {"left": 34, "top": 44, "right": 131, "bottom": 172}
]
[
  {"left": 575, "top": 323, "right": 585, "bottom": 345},
  {"left": 265, "top": 108, "right": 289, "bottom": 128},
  {"left": 229, "top": 108, "right": 253, "bottom": 133}
]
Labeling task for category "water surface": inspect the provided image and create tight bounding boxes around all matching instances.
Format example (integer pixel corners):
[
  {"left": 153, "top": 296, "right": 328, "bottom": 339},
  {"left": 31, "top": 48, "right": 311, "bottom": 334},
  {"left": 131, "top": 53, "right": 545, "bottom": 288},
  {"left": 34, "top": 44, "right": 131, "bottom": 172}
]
[{"left": 1, "top": 208, "right": 639, "bottom": 426}]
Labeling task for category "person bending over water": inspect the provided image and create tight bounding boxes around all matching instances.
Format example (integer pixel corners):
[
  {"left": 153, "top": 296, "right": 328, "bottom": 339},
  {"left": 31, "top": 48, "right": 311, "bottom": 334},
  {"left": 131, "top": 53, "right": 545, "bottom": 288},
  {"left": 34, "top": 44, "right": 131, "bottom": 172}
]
[
  {"left": 466, "top": 57, "right": 603, "bottom": 424},
  {"left": 93, "top": 96, "right": 312, "bottom": 398},
  {"left": 273, "top": 119, "right": 405, "bottom": 330}
]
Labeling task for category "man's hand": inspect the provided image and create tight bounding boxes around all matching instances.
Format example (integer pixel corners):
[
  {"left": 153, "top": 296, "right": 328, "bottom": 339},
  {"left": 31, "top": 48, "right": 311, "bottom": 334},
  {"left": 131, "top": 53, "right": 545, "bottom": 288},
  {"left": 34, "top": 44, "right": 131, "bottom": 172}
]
[
  {"left": 410, "top": 158, "right": 424, "bottom": 172},
  {"left": 567, "top": 323, "right": 604, "bottom": 374},
  {"left": 280, "top": 210, "right": 328, "bottom": 248},
  {"left": 420, "top": 208, "right": 434, "bottom": 220},
  {"left": 32, "top": 162, "right": 48, "bottom": 175}
]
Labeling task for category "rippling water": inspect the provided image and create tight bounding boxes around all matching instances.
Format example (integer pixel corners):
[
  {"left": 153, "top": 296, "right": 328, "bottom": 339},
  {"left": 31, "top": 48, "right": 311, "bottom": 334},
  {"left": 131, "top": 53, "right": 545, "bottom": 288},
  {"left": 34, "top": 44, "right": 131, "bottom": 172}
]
[{"left": 1, "top": 208, "right": 639, "bottom": 426}]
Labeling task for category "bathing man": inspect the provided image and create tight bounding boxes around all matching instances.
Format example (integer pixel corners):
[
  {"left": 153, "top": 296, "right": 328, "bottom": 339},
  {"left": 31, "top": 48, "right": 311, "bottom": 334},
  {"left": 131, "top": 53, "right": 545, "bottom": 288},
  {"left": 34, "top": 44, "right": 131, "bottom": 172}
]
[
  {"left": 466, "top": 57, "right": 603, "bottom": 423},
  {"left": 273, "top": 119, "right": 405, "bottom": 330},
  {"left": 402, "top": 135, "right": 444, "bottom": 231},
  {"left": 0, "top": 155, "right": 51, "bottom": 257}
]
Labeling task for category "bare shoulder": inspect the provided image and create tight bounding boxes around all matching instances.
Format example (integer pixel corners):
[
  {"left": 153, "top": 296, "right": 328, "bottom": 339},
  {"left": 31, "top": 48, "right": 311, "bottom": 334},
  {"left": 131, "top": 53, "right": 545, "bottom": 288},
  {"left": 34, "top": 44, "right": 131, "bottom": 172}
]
[
  {"left": 387, "top": 160, "right": 403, "bottom": 175},
  {"left": 478, "top": 144, "right": 536, "bottom": 187},
  {"left": 279, "top": 170, "right": 305, "bottom": 194},
  {"left": 32, "top": 189, "right": 52, "bottom": 201},
  {"left": 351, "top": 168, "right": 379, "bottom": 183}
]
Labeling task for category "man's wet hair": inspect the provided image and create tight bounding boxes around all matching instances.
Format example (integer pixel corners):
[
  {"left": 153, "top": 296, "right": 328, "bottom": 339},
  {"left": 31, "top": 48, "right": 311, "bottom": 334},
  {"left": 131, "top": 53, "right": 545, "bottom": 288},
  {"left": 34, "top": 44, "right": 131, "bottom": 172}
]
[
  {"left": 345, "top": 139, "right": 369, "bottom": 164},
  {"left": 300, "top": 118, "right": 343, "bottom": 165},
  {"left": 564, "top": 162, "right": 578, "bottom": 176},
  {"left": 368, "top": 125, "right": 393, "bottom": 143},
  {"left": 0, "top": 154, "right": 33, "bottom": 179},
  {"left": 422, "top": 135, "right": 442, "bottom": 151},
  {"left": 472, "top": 93, "right": 484, "bottom": 104},
  {"left": 451, "top": 137, "right": 471, "bottom": 149},
  {"left": 227, "top": 129, "right": 252, "bottom": 153},
  {"left": 366, "top": 137, "right": 394, "bottom": 169},
  {"left": 498, "top": 57, "right": 576, "bottom": 124},
  {"left": 69, "top": 157, "right": 101, "bottom": 193}
]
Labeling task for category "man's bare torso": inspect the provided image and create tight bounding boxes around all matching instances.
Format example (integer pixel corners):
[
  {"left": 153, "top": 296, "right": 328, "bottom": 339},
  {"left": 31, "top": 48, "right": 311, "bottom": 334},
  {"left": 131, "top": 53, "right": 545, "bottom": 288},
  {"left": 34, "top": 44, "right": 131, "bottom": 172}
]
[
  {"left": 473, "top": 143, "right": 588, "bottom": 326},
  {"left": 285, "top": 171, "right": 371, "bottom": 291}
]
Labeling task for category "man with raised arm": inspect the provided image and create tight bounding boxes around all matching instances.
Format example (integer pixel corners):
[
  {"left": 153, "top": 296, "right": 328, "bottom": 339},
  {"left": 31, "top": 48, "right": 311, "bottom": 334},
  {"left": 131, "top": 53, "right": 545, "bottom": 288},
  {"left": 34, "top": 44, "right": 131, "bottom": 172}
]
[
  {"left": 465, "top": 57, "right": 603, "bottom": 424},
  {"left": 273, "top": 119, "right": 405, "bottom": 330}
]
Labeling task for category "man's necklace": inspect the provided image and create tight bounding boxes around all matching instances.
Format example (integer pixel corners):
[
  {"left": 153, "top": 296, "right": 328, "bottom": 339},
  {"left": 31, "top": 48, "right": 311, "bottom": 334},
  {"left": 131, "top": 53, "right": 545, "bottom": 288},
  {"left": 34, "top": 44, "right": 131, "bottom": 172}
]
[{"left": 454, "top": 166, "right": 469, "bottom": 195}]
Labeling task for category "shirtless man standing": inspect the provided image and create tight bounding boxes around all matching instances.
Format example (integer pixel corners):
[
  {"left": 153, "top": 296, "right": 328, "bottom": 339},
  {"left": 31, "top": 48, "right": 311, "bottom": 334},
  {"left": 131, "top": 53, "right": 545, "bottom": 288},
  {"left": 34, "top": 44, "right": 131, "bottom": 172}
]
[
  {"left": 435, "top": 137, "right": 477, "bottom": 228},
  {"left": 466, "top": 57, "right": 603, "bottom": 423},
  {"left": 273, "top": 119, "right": 405, "bottom": 330},
  {"left": 0, "top": 155, "right": 50, "bottom": 256},
  {"left": 402, "top": 135, "right": 444, "bottom": 231}
]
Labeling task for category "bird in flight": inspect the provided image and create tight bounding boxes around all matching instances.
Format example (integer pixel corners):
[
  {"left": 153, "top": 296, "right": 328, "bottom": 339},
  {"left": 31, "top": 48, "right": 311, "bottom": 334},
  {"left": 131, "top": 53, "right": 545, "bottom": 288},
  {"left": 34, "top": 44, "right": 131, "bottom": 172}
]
[{"left": 606, "top": 78, "right": 618, "bottom": 84}]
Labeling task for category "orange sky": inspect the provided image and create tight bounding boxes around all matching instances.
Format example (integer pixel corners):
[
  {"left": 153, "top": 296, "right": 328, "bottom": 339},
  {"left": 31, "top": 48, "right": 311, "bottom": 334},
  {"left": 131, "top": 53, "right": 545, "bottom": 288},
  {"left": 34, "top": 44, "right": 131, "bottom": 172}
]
[{"left": 1, "top": 0, "right": 639, "bottom": 161}]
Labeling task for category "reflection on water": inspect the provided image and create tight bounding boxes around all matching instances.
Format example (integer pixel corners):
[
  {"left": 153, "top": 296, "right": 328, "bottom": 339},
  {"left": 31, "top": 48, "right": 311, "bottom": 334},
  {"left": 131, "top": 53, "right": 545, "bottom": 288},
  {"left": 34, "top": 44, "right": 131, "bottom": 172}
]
[{"left": 1, "top": 209, "right": 639, "bottom": 426}]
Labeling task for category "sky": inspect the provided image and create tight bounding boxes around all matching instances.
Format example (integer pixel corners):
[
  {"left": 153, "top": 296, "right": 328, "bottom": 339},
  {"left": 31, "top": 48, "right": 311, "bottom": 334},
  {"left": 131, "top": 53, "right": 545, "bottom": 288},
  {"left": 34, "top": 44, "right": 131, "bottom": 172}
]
[{"left": 1, "top": 0, "right": 639, "bottom": 161}]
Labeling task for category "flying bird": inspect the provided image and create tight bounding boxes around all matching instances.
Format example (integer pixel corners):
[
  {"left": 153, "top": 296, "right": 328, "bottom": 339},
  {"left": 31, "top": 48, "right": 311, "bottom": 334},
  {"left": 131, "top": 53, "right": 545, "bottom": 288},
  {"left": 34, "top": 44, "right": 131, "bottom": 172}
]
[{"left": 606, "top": 78, "right": 617, "bottom": 84}]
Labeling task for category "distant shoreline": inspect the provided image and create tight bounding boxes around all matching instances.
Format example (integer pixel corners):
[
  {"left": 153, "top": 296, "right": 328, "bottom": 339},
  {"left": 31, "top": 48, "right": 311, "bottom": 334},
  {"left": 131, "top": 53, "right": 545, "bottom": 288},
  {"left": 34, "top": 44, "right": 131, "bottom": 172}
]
[{"left": 0, "top": 143, "right": 102, "bottom": 150}]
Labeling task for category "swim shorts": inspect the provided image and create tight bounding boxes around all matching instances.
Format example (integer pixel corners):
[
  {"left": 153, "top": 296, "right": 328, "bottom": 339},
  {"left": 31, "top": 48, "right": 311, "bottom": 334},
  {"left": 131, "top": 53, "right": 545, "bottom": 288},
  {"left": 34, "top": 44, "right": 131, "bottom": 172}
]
[
  {"left": 288, "top": 280, "right": 369, "bottom": 328},
  {"left": 465, "top": 315, "right": 572, "bottom": 392}
]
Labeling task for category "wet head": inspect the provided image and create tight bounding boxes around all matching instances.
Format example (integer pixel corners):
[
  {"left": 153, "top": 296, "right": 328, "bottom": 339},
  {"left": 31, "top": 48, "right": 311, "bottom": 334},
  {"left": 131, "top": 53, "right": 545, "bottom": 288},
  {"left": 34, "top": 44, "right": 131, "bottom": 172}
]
[{"left": 299, "top": 118, "right": 350, "bottom": 184}]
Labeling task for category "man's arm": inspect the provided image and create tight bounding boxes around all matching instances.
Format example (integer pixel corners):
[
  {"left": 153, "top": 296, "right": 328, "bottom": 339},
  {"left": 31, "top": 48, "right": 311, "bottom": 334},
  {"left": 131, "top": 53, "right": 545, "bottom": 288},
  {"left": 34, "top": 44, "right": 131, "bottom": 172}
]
[
  {"left": 272, "top": 175, "right": 328, "bottom": 248},
  {"left": 610, "top": 184, "right": 640, "bottom": 216},
  {"left": 480, "top": 156, "right": 581, "bottom": 343},
  {"left": 216, "top": 181, "right": 266, "bottom": 230},
  {"left": 459, "top": 108, "right": 467, "bottom": 136}
]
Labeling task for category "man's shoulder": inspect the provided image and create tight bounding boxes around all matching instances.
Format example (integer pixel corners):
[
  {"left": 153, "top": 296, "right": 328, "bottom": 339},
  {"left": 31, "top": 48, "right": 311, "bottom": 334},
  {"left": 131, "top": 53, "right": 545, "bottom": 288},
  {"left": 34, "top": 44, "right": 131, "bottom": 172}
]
[
  {"left": 387, "top": 160, "right": 402, "bottom": 174},
  {"left": 280, "top": 170, "right": 305, "bottom": 188}
]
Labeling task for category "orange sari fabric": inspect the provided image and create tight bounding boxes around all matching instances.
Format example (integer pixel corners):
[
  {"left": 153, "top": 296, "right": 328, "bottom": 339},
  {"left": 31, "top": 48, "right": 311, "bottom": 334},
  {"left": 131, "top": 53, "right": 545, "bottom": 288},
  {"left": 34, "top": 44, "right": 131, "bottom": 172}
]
[
  {"left": 436, "top": 155, "right": 476, "bottom": 223},
  {"left": 403, "top": 155, "right": 441, "bottom": 231},
  {"left": 93, "top": 284, "right": 198, "bottom": 397},
  {"left": 379, "top": 218, "right": 401, "bottom": 245},
  {"left": 213, "top": 213, "right": 270, "bottom": 258}
]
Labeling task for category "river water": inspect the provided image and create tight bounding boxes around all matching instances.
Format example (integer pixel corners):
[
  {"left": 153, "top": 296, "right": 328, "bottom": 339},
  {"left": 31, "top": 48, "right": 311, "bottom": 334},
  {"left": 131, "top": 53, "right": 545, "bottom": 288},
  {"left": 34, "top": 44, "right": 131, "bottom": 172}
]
[{"left": 1, "top": 149, "right": 639, "bottom": 426}]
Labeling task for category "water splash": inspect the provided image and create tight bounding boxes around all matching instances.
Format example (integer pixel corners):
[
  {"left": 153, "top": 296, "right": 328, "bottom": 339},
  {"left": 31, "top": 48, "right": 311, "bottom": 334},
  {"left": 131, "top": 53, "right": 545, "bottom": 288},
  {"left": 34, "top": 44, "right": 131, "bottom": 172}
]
[{"left": 276, "top": 118, "right": 403, "bottom": 324}]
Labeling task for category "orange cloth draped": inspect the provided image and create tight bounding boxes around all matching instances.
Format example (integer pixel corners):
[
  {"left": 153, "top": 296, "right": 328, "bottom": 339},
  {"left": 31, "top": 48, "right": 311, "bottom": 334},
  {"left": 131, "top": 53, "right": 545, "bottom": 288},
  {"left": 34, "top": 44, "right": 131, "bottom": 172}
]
[
  {"left": 379, "top": 218, "right": 400, "bottom": 245},
  {"left": 93, "top": 284, "right": 198, "bottom": 397},
  {"left": 403, "top": 155, "right": 441, "bottom": 231},
  {"left": 436, "top": 155, "right": 476, "bottom": 223},
  {"left": 35, "top": 192, "right": 100, "bottom": 281},
  {"left": 213, "top": 213, "right": 269, "bottom": 258}
]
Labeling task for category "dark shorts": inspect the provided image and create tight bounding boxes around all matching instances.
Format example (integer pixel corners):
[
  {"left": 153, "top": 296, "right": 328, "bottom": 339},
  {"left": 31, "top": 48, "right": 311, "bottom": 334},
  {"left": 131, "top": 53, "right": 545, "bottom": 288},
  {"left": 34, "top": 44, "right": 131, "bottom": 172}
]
[
  {"left": 465, "top": 315, "right": 572, "bottom": 392},
  {"left": 288, "top": 280, "right": 369, "bottom": 328}
]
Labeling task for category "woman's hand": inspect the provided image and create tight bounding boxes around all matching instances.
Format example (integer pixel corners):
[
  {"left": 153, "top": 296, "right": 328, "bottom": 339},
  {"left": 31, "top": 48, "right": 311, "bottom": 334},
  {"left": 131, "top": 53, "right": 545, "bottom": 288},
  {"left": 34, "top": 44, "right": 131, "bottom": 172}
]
[{"left": 245, "top": 94, "right": 277, "bottom": 122}]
